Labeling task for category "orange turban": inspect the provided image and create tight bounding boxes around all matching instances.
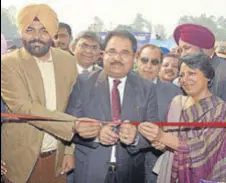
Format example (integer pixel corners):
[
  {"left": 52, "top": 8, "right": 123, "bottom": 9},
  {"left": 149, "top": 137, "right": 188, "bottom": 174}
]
[{"left": 17, "top": 4, "right": 59, "bottom": 37}]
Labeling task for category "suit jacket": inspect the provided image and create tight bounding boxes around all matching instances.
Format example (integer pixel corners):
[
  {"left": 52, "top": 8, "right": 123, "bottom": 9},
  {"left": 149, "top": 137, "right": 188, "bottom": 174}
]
[
  {"left": 66, "top": 70, "right": 159, "bottom": 183},
  {"left": 156, "top": 79, "right": 182, "bottom": 121},
  {"left": 211, "top": 55, "right": 226, "bottom": 101},
  {"left": 1, "top": 47, "right": 78, "bottom": 183},
  {"left": 1, "top": 98, "right": 5, "bottom": 122},
  {"left": 217, "top": 77, "right": 226, "bottom": 101}
]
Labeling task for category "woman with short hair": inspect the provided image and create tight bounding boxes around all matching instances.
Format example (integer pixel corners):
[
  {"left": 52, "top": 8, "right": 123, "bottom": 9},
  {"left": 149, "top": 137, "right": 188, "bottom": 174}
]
[{"left": 139, "top": 52, "right": 226, "bottom": 183}]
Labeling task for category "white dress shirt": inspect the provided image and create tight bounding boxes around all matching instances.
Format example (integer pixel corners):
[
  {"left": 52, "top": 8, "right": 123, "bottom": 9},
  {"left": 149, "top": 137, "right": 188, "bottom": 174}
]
[
  {"left": 76, "top": 63, "right": 93, "bottom": 74},
  {"left": 34, "top": 53, "right": 58, "bottom": 153},
  {"left": 108, "top": 76, "right": 127, "bottom": 162}
]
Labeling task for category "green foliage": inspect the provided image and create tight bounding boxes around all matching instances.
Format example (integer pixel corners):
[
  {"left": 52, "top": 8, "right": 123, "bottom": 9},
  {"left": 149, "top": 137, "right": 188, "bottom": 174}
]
[
  {"left": 154, "top": 24, "right": 167, "bottom": 40},
  {"left": 115, "top": 13, "right": 152, "bottom": 33},
  {"left": 133, "top": 62, "right": 138, "bottom": 72},
  {"left": 1, "top": 7, "right": 19, "bottom": 39},
  {"left": 115, "top": 24, "right": 134, "bottom": 32},
  {"left": 88, "top": 16, "right": 104, "bottom": 32},
  {"left": 178, "top": 14, "right": 226, "bottom": 41},
  {"left": 131, "top": 13, "right": 152, "bottom": 32}
]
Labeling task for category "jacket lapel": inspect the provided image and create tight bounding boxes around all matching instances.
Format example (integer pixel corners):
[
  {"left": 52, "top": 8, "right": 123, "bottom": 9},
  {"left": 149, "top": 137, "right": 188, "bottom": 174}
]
[
  {"left": 120, "top": 73, "right": 140, "bottom": 121},
  {"left": 20, "top": 48, "right": 46, "bottom": 105},
  {"left": 51, "top": 49, "right": 64, "bottom": 111},
  {"left": 95, "top": 71, "right": 112, "bottom": 121}
]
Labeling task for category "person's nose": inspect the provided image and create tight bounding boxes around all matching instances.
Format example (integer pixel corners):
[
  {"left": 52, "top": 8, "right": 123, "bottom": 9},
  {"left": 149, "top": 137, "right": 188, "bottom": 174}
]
[
  {"left": 113, "top": 52, "right": 122, "bottom": 61},
  {"left": 146, "top": 61, "right": 153, "bottom": 68}
]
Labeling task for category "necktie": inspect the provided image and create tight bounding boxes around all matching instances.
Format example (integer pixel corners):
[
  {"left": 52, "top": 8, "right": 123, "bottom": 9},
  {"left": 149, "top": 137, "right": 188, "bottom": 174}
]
[
  {"left": 111, "top": 80, "right": 121, "bottom": 121},
  {"left": 79, "top": 69, "right": 89, "bottom": 81}
]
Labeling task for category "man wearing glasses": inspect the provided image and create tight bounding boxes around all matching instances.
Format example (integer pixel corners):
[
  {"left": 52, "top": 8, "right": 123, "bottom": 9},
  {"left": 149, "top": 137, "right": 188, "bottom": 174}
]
[
  {"left": 136, "top": 44, "right": 181, "bottom": 119},
  {"left": 135, "top": 44, "right": 181, "bottom": 182},
  {"left": 66, "top": 30, "right": 159, "bottom": 183},
  {"left": 70, "top": 31, "right": 102, "bottom": 77}
]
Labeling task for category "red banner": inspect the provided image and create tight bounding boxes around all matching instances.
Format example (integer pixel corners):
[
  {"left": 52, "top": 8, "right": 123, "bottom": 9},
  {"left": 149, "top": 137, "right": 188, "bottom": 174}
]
[{"left": 1, "top": 113, "right": 226, "bottom": 127}]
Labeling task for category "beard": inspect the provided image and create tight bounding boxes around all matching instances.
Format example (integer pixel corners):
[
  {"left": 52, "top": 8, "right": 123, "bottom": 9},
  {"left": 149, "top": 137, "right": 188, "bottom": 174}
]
[{"left": 23, "top": 39, "right": 52, "bottom": 57}]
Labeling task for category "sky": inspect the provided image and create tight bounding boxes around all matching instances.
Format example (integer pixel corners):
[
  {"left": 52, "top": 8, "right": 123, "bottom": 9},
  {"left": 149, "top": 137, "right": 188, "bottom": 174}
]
[{"left": 1, "top": 0, "right": 226, "bottom": 38}]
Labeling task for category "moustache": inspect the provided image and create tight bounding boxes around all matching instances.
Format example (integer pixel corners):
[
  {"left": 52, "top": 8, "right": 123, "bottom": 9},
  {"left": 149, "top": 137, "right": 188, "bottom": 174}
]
[
  {"left": 110, "top": 61, "right": 123, "bottom": 66},
  {"left": 28, "top": 39, "right": 47, "bottom": 46}
]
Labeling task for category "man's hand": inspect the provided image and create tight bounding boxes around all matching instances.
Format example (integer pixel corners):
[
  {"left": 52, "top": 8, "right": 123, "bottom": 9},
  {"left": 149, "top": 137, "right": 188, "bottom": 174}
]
[
  {"left": 99, "top": 123, "right": 119, "bottom": 145},
  {"left": 119, "top": 122, "right": 137, "bottom": 145},
  {"left": 1, "top": 160, "right": 7, "bottom": 176},
  {"left": 152, "top": 141, "right": 166, "bottom": 151},
  {"left": 74, "top": 118, "right": 101, "bottom": 139},
  {"left": 60, "top": 155, "right": 74, "bottom": 175},
  {"left": 138, "top": 122, "right": 164, "bottom": 142}
]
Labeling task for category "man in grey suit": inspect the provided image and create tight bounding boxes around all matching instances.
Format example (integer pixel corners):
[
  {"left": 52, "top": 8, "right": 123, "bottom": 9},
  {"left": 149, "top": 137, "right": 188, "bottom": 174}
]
[
  {"left": 66, "top": 30, "right": 159, "bottom": 183},
  {"left": 70, "top": 30, "right": 102, "bottom": 74},
  {"left": 66, "top": 30, "right": 102, "bottom": 182}
]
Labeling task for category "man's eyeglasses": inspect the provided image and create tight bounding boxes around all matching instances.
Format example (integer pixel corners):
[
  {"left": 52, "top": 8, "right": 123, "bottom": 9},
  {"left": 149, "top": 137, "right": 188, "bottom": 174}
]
[
  {"left": 140, "top": 57, "right": 160, "bottom": 65},
  {"left": 105, "top": 49, "right": 133, "bottom": 59},
  {"left": 78, "top": 43, "right": 99, "bottom": 52}
]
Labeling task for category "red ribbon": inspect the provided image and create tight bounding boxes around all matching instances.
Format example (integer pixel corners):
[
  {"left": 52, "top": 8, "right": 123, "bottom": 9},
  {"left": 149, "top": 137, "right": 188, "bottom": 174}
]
[{"left": 1, "top": 113, "right": 226, "bottom": 127}]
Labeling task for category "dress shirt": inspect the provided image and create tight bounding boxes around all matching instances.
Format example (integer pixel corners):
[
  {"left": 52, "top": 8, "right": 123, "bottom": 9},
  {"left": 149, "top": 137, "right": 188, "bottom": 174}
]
[
  {"left": 76, "top": 63, "right": 93, "bottom": 74},
  {"left": 34, "top": 53, "right": 58, "bottom": 152},
  {"left": 108, "top": 76, "right": 127, "bottom": 162}
]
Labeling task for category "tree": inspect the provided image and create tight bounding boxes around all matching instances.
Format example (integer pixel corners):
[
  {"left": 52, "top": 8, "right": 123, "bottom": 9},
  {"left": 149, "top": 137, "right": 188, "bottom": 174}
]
[
  {"left": 114, "top": 24, "right": 134, "bottom": 32},
  {"left": 88, "top": 16, "right": 104, "bottom": 33},
  {"left": 1, "top": 6, "right": 19, "bottom": 40},
  {"left": 178, "top": 14, "right": 226, "bottom": 41},
  {"left": 154, "top": 24, "right": 167, "bottom": 40},
  {"left": 131, "top": 13, "right": 152, "bottom": 33}
]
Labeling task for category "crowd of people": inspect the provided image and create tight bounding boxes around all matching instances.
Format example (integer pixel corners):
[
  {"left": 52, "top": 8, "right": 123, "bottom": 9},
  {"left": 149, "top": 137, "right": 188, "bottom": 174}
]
[{"left": 1, "top": 3, "right": 226, "bottom": 183}]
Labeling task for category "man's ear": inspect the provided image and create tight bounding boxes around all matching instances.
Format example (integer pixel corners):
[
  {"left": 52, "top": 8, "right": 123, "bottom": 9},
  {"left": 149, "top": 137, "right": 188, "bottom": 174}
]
[
  {"left": 134, "top": 52, "right": 139, "bottom": 63},
  {"left": 99, "top": 50, "right": 104, "bottom": 57},
  {"left": 70, "top": 44, "right": 76, "bottom": 53}
]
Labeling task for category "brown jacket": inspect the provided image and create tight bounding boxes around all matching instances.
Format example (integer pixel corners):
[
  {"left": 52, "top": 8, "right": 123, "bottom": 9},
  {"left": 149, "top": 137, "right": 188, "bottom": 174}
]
[{"left": 1, "top": 47, "right": 78, "bottom": 183}]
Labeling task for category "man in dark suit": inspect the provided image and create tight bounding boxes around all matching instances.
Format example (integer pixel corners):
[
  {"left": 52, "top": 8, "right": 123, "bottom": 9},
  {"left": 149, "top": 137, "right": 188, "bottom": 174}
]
[
  {"left": 136, "top": 44, "right": 182, "bottom": 121},
  {"left": 66, "top": 30, "right": 159, "bottom": 183},
  {"left": 210, "top": 54, "right": 226, "bottom": 101},
  {"left": 217, "top": 76, "right": 226, "bottom": 101},
  {"left": 136, "top": 44, "right": 181, "bottom": 182}
]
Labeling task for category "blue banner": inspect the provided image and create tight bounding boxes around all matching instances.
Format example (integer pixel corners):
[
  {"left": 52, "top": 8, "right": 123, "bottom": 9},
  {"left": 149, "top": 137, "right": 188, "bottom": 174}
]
[
  {"left": 99, "top": 32, "right": 151, "bottom": 50},
  {"left": 99, "top": 32, "right": 177, "bottom": 51},
  {"left": 149, "top": 39, "right": 176, "bottom": 50}
]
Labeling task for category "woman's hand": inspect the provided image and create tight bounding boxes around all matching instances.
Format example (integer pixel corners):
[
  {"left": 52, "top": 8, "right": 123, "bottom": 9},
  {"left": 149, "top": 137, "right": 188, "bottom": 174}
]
[
  {"left": 138, "top": 122, "right": 165, "bottom": 142},
  {"left": 152, "top": 141, "right": 166, "bottom": 151}
]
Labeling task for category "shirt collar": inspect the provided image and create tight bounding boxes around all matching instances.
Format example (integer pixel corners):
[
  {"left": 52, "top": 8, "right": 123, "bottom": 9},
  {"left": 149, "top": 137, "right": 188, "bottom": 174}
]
[
  {"left": 210, "top": 52, "right": 216, "bottom": 60},
  {"left": 108, "top": 76, "right": 127, "bottom": 86},
  {"left": 153, "top": 77, "right": 158, "bottom": 84},
  {"left": 76, "top": 63, "right": 93, "bottom": 74}
]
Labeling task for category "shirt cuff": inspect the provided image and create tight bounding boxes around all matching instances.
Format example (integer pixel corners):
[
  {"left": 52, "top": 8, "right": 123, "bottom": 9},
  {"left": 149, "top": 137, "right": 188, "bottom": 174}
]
[
  {"left": 94, "top": 137, "right": 99, "bottom": 143},
  {"left": 130, "top": 134, "right": 139, "bottom": 146}
]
